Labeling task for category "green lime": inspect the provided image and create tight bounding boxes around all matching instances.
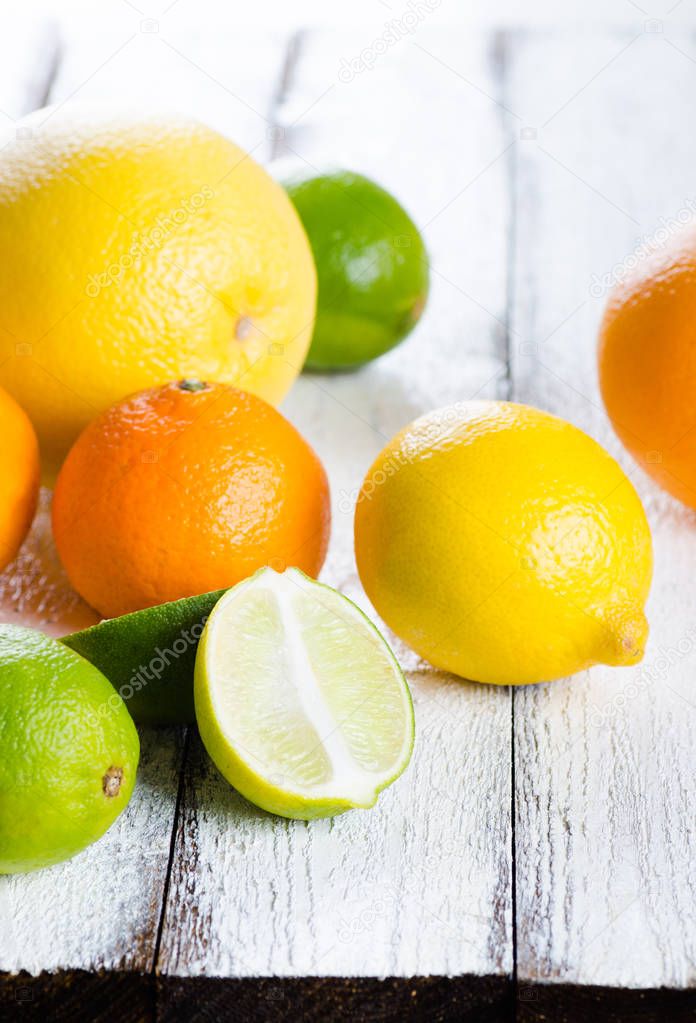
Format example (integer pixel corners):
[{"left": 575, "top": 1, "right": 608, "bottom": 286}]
[
  {"left": 0, "top": 624, "right": 139, "bottom": 873},
  {"left": 284, "top": 170, "right": 429, "bottom": 370},
  {"left": 63, "top": 588, "right": 227, "bottom": 725},
  {"left": 194, "top": 567, "right": 414, "bottom": 820}
]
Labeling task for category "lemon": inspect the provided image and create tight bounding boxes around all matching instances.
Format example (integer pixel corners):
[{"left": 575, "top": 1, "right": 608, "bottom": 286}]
[
  {"left": 63, "top": 587, "right": 227, "bottom": 726},
  {"left": 194, "top": 568, "right": 414, "bottom": 819},
  {"left": 354, "top": 401, "right": 653, "bottom": 686},
  {"left": 0, "top": 109, "right": 316, "bottom": 476},
  {"left": 0, "top": 624, "right": 139, "bottom": 873}
]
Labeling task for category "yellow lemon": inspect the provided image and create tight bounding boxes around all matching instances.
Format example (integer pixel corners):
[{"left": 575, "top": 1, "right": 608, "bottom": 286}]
[
  {"left": 0, "top": 109, "right": 316, "bottom": 476},
  {"left": 354, "top": 401, "right": 653, "bottom": 685}
]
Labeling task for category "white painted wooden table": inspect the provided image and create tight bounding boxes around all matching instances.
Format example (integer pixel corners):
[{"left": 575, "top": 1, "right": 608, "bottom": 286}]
[{"left": 1, "top": 7, "right": 696, "bottom": 1022}]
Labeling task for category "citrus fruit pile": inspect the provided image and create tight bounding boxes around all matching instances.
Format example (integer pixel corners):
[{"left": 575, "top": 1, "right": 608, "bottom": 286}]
[
  {"left": 2, "top": 102, "right": 690, "bottom": 873},
  {"left": 0, "top": 110, "right": 427, "bottom": 870}
]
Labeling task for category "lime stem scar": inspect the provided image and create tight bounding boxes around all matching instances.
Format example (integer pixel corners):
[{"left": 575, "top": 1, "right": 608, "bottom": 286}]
[{"left": 102, "top": 766, "right": 124, "bottom": 797}]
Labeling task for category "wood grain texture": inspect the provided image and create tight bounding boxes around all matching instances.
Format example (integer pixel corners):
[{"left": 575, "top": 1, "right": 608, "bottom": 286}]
[
  {"left": 157, "top": 28, "right": 514, "bottom": 982},
  {"left": 507, "top": 29, "right": 696, "bottom": 989}
]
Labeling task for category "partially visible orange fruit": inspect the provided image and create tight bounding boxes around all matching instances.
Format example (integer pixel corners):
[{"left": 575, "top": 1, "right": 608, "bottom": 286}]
[
  {"left": 0, "top": 386, "right": 39, "bottom": 571},
  {"left": 52, "top": 381, "right": 330, "bottom": 618},
  {"left": 599, "top": 227, "right": 696, "bottom": 509}
]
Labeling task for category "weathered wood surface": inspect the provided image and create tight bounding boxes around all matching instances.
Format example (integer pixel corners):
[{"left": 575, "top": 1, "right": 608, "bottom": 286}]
[
  {"left": 508, "top": 30, "right": 696, "bottom": 991},
  {"left": 0, "top": 9, "right": 696, "bottom": 1020}
]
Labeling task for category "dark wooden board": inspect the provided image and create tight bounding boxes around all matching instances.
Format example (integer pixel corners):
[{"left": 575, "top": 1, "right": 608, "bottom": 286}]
[
  {"left": 517, "top": 983, "right": 696, "bottom": 1023},
  {"left": 0, "top": 971, "right": 154, "bottom": 1023},
  {"left": 158, "top": 975, "right": 512, "bottom": 1023},
  {"left": 0, "top": 971, "right": 511, "bottom": 1023},
  {"left": 6, "top": 973, "right": 696, "bottom": 1022}
]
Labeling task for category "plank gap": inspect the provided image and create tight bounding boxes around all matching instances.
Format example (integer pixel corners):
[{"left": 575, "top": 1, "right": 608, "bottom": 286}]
[
  {"left": 152, "top": 727, "right": 191, "bottom": 978},
  {"left": 488, "top": 24, "right": 520, "bottom": 1001},
  {"left": 35, "top": 25, "right": 61, "bottom": 111},
  {"left": 269, "top": 29, "right": 303, "bottom": 161},
  {"left": 492, "top": 26, "right": 521, "bottom": 1008}
]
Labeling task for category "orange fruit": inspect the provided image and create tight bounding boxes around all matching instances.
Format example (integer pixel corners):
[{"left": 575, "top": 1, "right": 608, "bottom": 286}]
[
  {"left": 52, "top": 381, "right": 330, "bottom": 618},
  {"left": 599, "top": 228, "right": 696, "bottom": 509},
  {"left": 0, "top": 385, "right": 39, "bottom": 571}
]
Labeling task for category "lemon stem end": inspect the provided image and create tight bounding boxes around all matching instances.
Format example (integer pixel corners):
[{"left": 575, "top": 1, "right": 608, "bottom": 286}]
[{"left": 598, "top": 604, "right": 649, "bottom": 667}]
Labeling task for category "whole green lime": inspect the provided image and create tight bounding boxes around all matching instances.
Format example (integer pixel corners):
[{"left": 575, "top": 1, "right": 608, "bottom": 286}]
[
  {"left": 0, "top": 624, "right": 139, "bottom": 873},
  {"left": 63, "top": 588, "right": 227, "bottom": 725},
  {"left": 284, "top": 170, "right": 429, "bottom": 370}
]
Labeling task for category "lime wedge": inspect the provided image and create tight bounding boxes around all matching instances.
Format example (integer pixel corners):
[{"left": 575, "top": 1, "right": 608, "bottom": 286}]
[{"left": 194, "top": 567, "right": 414, "bottom": 819}]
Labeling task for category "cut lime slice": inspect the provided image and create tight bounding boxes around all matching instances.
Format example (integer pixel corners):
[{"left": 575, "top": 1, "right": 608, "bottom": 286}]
[{"left": 194, "top": 567, "right": 414, "bottom": 819}]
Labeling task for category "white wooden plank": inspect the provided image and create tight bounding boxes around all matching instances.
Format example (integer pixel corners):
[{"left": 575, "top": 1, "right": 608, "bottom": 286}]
[
  {"left": 53, "top": 0, "right": 696, "bottom": 36},
  {"left": 508, "top": 28, "right": 696, "bottom": 988},
  {"left": 49, "top": 22, "right": 289, "bottom": 156},
  {"left": 158, "top": 27, "right": 513, "bottom": 980},
  {"left": 0, "top": 22, "right": 290, "bottom": 978},
  {"left": 0, "top": 12, "right": 58, "bottom": 122}
]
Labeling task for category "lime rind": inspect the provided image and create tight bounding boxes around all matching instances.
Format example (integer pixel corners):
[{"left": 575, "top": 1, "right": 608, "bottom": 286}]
[
  {"left": 62, "top": 587, "right": 227, "bottom": 725},
  {"left": 194, "top": 567, "right": 414, "bottom": 820},
  {"left": 0, "top": 624, "right": 140, "bottom": 873},
  {"left": 284, "top": 169, "right": 430, "bottom": 371}
]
